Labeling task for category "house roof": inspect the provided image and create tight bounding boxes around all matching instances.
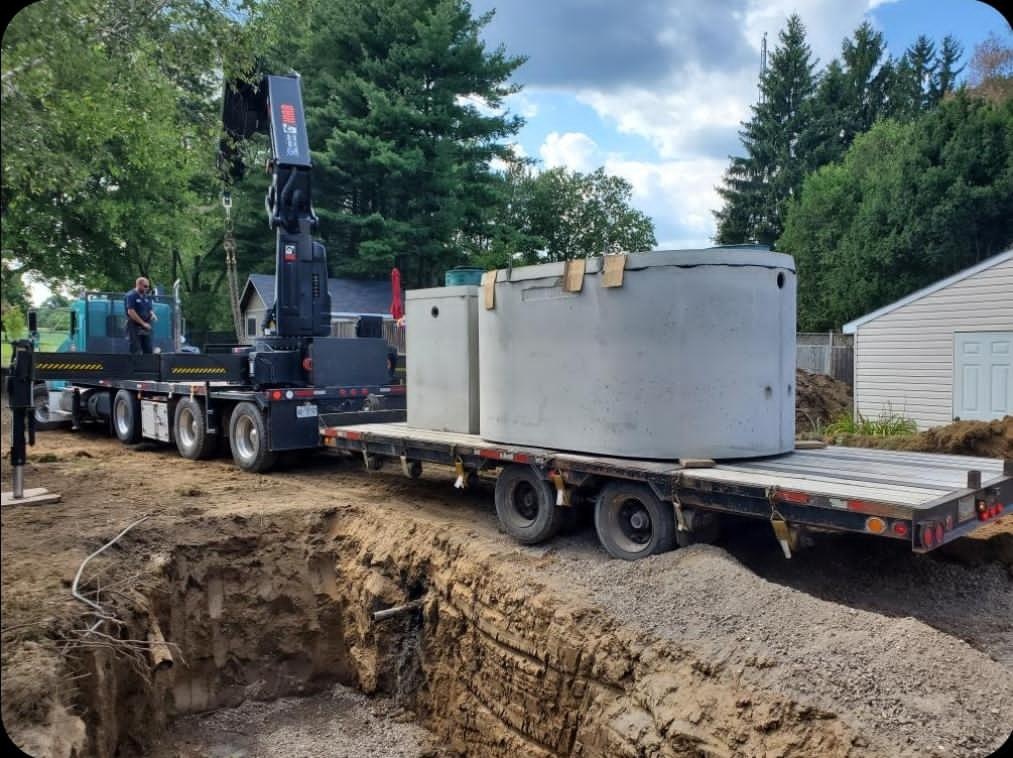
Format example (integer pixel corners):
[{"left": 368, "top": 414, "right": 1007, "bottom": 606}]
[
  {"left": 241, "top": 273, "right": 396, "bottom": 317},
  {"left": 842, "top": 248, "right": 1013, "bottom": 334}
]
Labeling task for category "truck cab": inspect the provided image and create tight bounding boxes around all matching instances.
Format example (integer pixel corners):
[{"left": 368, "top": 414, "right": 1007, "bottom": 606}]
[{"left": 33, "top": 291, "right": 185, "bottom": 428}]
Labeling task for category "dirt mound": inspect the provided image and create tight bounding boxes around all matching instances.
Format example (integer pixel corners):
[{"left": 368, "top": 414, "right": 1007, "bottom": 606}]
[
  {"left": 835, "top": 416, "right": 1012, "bottom": 459},
  {"left": 795, "top": 369, "right": 852, "bottom": 434}
]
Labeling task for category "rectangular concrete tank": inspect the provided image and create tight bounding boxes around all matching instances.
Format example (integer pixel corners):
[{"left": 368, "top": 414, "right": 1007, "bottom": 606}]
[
  {"left": 478, "top": 249, "right": 797, "bottom": 459},
  {"left": 406, "top": 286, "right": 480, "bottom": 434}
]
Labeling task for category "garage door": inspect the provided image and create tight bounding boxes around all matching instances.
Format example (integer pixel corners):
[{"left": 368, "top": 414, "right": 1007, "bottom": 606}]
[{"left": 954, "top": 332, "right": 1013, "bottom": 421}]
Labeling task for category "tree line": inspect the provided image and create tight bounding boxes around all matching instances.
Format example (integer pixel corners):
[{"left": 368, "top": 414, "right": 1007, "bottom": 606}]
[
  {"left": 716, "top": 16, "right": 1013, "bottom": 330},
  {"left": 1, "top": 0, "right": 654, "bottom": 336}
]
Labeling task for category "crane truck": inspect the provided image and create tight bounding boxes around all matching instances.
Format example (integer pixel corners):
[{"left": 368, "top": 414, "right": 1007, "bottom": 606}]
[{"left": 6, "top": 74, "right": 1011, "bottom": 561}]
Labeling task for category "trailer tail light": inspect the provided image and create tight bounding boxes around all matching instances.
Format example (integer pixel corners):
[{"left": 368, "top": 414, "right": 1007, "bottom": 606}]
[
  {"left": 976, "top": 501, "right": 1005, "bottom": 521},
  {"left": 865, "top": 517, "right": 886, "bottom": 534},
  {"left": 934, "top": 523, "right": 944, "bottom": 546},
  {"left": 920, "top": 523, "right": 937, "bottom": 549},
  {"left": 271, "top": 390, "right": 283, "bottom": 401},
  {"left": 302, "top": 357, "right": 313, "bottom": 372},
  {"left": 778, "top": 490, "right": 810, "bottom": 505},
  {"left": 891, "top": 521, "right": 909, "bottom": 538}
]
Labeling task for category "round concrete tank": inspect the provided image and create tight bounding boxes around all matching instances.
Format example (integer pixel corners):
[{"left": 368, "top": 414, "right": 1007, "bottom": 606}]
[{"left": 478, "top": 248, "right": 797, "bottom": 459}]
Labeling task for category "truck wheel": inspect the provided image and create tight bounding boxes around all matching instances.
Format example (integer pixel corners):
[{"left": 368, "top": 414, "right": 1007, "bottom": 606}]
[
  {"left": 112, "top": 389, "right": 142, "bottom": 444},
  {"left": 595, "top": 481, "right": 675, "bottom": 560},
  {"left": 494, "top": 465, "right": 564, "bottom": 545},
  {"left": 33, "top": 385, "right": 63, "bottom": 431},
  {"left": 229, "top": 402, "right": 276, "bottom": 472},
  {"left": 174, "top": 397, "right": 217, "bottom": 460}
]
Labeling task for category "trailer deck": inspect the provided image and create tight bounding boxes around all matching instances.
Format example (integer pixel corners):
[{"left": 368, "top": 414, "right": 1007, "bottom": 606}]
[{"left": 321, "top": 422, "right": 1013, "bottom": 553}]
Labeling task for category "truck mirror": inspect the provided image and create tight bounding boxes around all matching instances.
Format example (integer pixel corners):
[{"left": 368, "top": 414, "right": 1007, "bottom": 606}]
[
  {"left": 69, "top": 311, "right": 77, "bottom": 335},
  {"left": 27, "top": 310, "right": 38, "bottom": 334}
]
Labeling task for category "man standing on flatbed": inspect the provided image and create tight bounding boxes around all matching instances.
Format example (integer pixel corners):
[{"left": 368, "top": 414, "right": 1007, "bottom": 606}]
[{"left": 124, "top": 276, "right": 157, "bottom": 354}]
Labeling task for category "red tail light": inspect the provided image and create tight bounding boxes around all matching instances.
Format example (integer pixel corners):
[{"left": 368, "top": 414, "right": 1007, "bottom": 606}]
[
  {"left": 934, "top": 523, "right": 944, "bottom": 545},
  {"left": 992, "top": 504, "right": 1002, "bottom": 518},
  {"left": 892, "top": 521, "right": 909, "bottom": 538},
  {"left": 921, "top": 524, "right": 937, "bottom": 548}
]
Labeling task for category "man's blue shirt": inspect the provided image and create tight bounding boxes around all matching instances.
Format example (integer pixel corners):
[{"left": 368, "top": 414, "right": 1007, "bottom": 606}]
[{"left": 125, "top": 288, "right": 153, "bottom": 323}]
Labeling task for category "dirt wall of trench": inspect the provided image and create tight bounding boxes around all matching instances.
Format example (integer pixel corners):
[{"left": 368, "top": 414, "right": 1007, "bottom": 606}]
[{"left": 59, "top": 506, "right": 863, "bottom": 758}]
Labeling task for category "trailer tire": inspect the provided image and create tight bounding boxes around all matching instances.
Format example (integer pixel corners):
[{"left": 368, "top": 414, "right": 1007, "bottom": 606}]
[
  {"left": 595, "top": 481, "right": 675, "bottom": 560},
  {"left": 112, "top": 390, "right": 142, "bottom": 444},
  {"left": 494, "top": 465, "right": 564, "bottom": 545},
  {"left": 229, "top": 402, "right": 276, "bottom": 472},
  {"left": 33, "top": 385, "right": 64, "bottom": 431},
  {"left": 174, "top": 398, "right": 216, "bottom": 460}
]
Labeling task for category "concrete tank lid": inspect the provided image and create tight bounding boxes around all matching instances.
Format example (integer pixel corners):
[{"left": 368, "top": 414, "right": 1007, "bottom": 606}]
[
  {"left": 407, "top": 285, "right": 480, "bottom": 300},
  {"left": 492, "top": 247, "right": 795, "bottom": 283}
]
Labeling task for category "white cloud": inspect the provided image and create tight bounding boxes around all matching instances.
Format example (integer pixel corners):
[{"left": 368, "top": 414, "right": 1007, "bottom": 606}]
[
  {"left": 605, "top": 157, "right": 728, "bottom": 248},
  {"left": 505, "top": 92, "right": 539, "bottom": 119},
  {"left": 489, "top": 142, "right": 529, "bottom": 174},
  {"left": 539, "top": 131, "right": 599, "bottom": 173},
  {"left": 742, "top": 0, "right": 875, "bottom": 65},
  {"left": 576, "top": 65, "right": 754, "bottom": 160}
]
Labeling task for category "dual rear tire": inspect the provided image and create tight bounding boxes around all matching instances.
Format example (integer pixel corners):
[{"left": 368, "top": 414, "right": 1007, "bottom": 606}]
[
  {"left": 494, "top": 465, "right": 679, "bottom": 560},
  {"left": 594, "top": 481, "right": 676, "bottom": 560}
]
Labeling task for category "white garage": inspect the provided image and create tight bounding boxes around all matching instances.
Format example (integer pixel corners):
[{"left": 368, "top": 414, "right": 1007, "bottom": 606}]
[{"left": 842, "top": 249, "right": 1013, "bottom": 430}]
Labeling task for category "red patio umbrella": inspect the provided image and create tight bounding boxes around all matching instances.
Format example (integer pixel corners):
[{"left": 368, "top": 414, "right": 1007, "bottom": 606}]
[{"left": 390, "top": 267, "right": 404, "bottom": 321}]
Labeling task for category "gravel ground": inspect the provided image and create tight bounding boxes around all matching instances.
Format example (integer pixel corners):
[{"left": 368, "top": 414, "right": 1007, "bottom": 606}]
[
  {"left": 158, "top": 684, "right": 447, "bottom": 758},
  {"left": 524, "top": 527, "right": 1013, "bottom": 758}
]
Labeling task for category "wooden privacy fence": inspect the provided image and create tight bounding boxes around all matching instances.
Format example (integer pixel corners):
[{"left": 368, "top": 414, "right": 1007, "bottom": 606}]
[{"left": 797, "top": 332, "right": 853, "bottom": 384}]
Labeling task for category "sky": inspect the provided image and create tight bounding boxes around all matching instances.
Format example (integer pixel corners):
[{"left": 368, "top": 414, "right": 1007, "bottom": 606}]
[{"left": 470, "top": 0, "right": 1012, "bottom": 250}]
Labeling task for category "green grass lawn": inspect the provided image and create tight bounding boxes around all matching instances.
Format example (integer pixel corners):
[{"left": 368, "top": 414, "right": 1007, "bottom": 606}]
[{"left": 1, "top": 330, "right": 67, "bottom": 365}]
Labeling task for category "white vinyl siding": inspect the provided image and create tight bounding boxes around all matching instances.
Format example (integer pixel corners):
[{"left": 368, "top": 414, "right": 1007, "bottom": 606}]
[
  {"left": 241, "top": 292, "right": 268, "bottom": 345},
  {"left": 853, "top": 256, "right": 1013, "bottom": 430}
]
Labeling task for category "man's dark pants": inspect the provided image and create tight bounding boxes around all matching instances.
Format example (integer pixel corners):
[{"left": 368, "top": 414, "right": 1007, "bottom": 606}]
[{"left": 127, "top": 324, "right": 153, "bottom": 354}]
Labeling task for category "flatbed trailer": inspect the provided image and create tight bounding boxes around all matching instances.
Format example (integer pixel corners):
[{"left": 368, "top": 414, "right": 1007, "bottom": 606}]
[{"left": 320, "top": 422, "right": 1013, "bottom": 560}]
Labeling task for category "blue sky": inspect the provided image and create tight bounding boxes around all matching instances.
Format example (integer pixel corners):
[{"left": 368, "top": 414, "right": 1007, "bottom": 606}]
[{"left": 470, "top": 0, "right": 1012, "bottom": 249}]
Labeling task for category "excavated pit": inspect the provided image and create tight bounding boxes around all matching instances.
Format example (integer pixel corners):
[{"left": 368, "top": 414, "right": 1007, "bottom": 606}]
[{"left": 53, "top": 508, "right": 869, "bottom": 758}]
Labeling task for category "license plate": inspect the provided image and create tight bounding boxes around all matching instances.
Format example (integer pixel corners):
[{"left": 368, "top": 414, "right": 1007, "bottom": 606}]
[{"left": 296, "top": 403, "right": 318, "bottom": 418}]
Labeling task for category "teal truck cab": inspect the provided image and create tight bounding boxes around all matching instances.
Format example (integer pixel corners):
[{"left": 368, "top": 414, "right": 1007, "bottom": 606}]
[{"left": 33, "top": 286, "right": 186, "bottom": 428}]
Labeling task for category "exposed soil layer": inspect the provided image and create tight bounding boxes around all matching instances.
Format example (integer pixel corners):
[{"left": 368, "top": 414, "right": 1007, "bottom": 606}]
[
  {"left": 795, "top": 369, "right": 853, "bottom": 433},
  {"left": 2, "top": 425, "right": 1011, "bottom": 758},
  {"left": 832, "top": 415, "right": 1013, "bottom": 458}
]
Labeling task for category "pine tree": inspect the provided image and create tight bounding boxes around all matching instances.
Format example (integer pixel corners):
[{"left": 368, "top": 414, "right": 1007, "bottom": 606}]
[
  {"left": 802, "top": 22, "right": 892, "bottom": 169},
  {"left": 254, "top": 0, "right": 525, "bottom": 287},
  {"left": 715, "top": 14, "right": 816, "bottom": 245},
  {"left": 929, "top": 35, "right": 965, "bottom": 103}
]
